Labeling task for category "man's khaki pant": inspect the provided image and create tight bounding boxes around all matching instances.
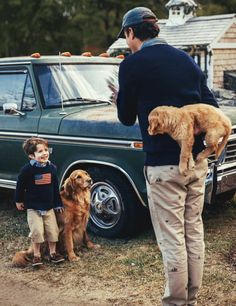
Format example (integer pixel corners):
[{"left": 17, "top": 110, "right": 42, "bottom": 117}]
[{"left": 145, "top": 159, "right": 208, "bottom": 306}]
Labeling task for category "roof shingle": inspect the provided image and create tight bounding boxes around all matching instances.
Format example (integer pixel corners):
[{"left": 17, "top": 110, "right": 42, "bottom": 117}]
[{"left": 108, "top": 14, "right": 235, "bottom": 52}]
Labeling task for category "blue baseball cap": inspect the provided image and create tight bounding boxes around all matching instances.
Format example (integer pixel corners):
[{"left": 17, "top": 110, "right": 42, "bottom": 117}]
[{"left": 117, "top": 7, "right": 158, "bottom": 39}]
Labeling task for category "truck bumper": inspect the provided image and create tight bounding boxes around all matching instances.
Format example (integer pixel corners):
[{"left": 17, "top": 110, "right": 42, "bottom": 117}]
[{"left": 205, "top": 162, "right": 236, "bottom": 204}]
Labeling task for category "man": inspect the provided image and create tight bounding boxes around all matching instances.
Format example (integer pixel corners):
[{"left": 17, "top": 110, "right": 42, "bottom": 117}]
[{"left": 116, "top": 7, "right": 218, "bottom": 306}]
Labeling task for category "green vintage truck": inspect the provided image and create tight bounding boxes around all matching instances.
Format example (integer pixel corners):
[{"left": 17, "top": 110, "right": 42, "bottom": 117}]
[{"left": 0, "top": 54, "right": 235, "bottom": 238}]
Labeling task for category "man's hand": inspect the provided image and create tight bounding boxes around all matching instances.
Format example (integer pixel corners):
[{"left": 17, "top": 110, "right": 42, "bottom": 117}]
[
  {"left": 107, "top": 76, "right": 118, "bottom": 104},
  {"left": 16, "top": 202, "right": 25, "bottom": 210}
]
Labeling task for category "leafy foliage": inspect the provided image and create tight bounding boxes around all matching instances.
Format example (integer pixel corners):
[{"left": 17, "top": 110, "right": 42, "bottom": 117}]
[{"left": 0, "top": 0, "right": 234, "bottom": 57}]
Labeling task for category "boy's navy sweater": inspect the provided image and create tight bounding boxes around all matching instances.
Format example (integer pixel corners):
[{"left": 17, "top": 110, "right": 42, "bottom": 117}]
[
  {"left": 15, "top": 162, "right": 63, "bottom": 210},
  {"left": 117, "top": 43, "right": 219, "bottom": 166}
]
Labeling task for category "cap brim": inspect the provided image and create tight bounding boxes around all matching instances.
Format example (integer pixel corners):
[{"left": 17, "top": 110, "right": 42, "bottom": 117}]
[{"left": 117, "top": 27, "right": 125, "bottom": 39}]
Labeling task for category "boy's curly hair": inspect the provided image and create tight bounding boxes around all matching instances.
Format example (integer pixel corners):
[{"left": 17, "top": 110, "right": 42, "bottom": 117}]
[{"left": 23, "top": 137, "right": 48, "bottom": 156}]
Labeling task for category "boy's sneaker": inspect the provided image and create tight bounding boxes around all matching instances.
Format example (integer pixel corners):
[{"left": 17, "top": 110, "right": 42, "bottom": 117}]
[
  {"left": 50, "top": 253, "right": 65, "bottom": 263},
  {"left": 32, "top": 256, "right": 43, "bottom": 267}
]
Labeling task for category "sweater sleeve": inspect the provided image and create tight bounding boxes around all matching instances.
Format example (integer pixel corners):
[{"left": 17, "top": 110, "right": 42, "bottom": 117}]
[
  {"left": 116, "top": 59, "right": 138, "bottom": 126},
  {"left": 200, "top": 73, "right": 219, "bottom": 108}
]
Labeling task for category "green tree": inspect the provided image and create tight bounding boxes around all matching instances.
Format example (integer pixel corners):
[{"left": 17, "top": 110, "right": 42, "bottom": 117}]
[
  {"left": 0, "top": 0, "right": 234, "bottom": 57},
  {"left": 197, "top": 0, "right": 236, "bottom": 15},
  {"left": 76, "top": 0, "right": 167, "bottom": 53},
  {"left": 0, "top": 0, "right": 85, "bottom": 56}
]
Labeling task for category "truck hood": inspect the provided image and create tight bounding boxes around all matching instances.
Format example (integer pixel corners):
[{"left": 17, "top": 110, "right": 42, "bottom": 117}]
[
  {"left": 58, "top": 104, "right": 236, "bottom": 141},
  {"left": 59, "top": 104, "right": 142, "bottom": 140}
]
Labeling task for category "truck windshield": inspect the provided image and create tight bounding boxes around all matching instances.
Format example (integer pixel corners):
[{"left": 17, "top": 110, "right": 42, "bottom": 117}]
[{"left": 34, "top": 64, "right": 119, "bottom": 108}]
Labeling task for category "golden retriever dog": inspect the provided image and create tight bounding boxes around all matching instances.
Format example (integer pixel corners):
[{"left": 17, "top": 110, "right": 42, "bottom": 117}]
[
  {"left": 57, "top": 169, "right": 100, "bottom": 261},
  {"left": 148, "top": 104, "right": 232, "bottom": 175},
  {"left": 12, "top": 169, "right": 99, "bottom": 267}
]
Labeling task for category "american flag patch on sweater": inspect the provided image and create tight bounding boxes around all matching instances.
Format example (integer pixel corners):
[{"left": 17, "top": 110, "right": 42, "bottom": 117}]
[{"left": 34, "top": 173, "right": 51, "bottom": 185}]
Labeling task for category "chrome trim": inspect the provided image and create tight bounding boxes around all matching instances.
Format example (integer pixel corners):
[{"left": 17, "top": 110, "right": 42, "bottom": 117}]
[
  {"left": 0, "top": 179, "right": 16, "bottom": 189},
  {"left": 217, "top": 161, "right": 236, "bottom": 172},
  {"left": 38, "top": 134, "right": 138, "bottom": 148},
  {"left": 0, "top": 132, "right": 37, "bottom": 138},
  {"left": 0, "top": 70, "right": 27, "bottom": 74},
  {"left": 217, "top": 167, "right": 236, "bottom": 181},
  {"left": 0, "top": 132, "right": 141, "bottom": 149},
  {"left": 60, "top": 160, "right": 147, "bottom": 207},
  {"left": 0, "top": 62, "right": 31, "bottom": 66},
  {"left": 228, "top": 134, "right": 236, "bottom": 141}
]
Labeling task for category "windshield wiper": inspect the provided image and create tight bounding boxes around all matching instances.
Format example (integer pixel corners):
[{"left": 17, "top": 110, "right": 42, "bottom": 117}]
[{"left": 61, "top": 97, "right": 112, "bottom": 105}]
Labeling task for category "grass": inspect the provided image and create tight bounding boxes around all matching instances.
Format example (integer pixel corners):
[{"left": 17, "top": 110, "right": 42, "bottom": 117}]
[{"left": 0, "top": 189, "right": 235, "bottom": 305}]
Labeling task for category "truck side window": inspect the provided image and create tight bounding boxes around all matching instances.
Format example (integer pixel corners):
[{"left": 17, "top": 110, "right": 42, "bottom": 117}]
[
  {"left": 0, "top": 71, "right": 26, "bottom": 110},
  {"left": 0, "top": 70, "right": 36, "bottom": 111}
]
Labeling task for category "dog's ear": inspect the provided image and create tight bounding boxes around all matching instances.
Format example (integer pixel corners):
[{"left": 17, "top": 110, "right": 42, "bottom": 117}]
[
  {"left": 63, "top": 177, "right": 74, "bottom": 197},
  {"left": 148, "top": 116, "right": 158, "bottom": 135}
]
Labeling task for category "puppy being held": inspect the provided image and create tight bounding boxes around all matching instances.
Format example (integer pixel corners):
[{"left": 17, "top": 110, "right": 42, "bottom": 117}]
[
  {"left": 148, "top": 104, "right": 232, "bottom": 175},
  {"left": 12, "top": 169, "right": 99, "bottom": 267}
]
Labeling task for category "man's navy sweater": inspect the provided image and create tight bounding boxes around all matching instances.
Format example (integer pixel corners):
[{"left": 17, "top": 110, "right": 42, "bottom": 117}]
[
  {"left": 117, "top": 43, "right": 219, "bottom": 166},
  {"left": 15, "top": 162, "right": 63, "bottom": 210}
]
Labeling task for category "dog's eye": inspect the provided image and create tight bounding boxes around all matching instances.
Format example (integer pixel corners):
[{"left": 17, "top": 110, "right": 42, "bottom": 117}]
[{"left": 76, "top": 175, "right": 82, "bottom": 179}]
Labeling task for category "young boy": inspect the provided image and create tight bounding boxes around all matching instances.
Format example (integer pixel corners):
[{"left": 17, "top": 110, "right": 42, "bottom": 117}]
[{"left": 15, "top": 137, "right": 65, "bottom": 266}]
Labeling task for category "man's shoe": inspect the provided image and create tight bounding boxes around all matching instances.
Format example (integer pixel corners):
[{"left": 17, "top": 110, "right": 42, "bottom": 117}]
[
  {"left": 50, "top": 253, "right": 65, "bottom": 263},
  {"left": 32, "top": 256, "right": 43, "bottom": 267}
]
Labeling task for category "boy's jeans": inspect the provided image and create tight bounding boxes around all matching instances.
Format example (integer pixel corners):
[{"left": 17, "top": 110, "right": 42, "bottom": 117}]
[{"left": 144, "top": 159, "right": 208, "bottom": 306}]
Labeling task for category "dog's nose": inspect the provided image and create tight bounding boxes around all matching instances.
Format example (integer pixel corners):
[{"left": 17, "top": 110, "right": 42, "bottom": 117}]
[{"left": 88, "top": 179, "right": 93, "bottom": 185}]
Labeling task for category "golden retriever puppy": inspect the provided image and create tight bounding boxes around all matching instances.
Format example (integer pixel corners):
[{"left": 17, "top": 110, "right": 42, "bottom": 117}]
[
  {"left": 57, "top": 169, "right": 100, "bottom": 262},
  {"left": 12, "top": 169, "right": 99, "bottom": 267},
  {"left": 148, "top": 104, "right": 232, "bottom": 175}
]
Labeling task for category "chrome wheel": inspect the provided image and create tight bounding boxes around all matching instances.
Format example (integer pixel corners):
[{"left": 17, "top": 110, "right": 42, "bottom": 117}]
[{"left": 90, "top": 181, "right": 122, "bottom": 230}]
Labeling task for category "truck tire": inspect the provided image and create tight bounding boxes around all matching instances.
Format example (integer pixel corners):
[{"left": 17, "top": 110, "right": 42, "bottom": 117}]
[{"left": 86, "top": 166, "right": 149, "bottom": 238}]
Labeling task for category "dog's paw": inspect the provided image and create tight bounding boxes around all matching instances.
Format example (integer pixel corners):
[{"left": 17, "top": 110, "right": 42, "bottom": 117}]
[
  {"left": 179, "top": 164, "right": 188, "bottom": 176},
  {"left": 196, "top": 153, "right": 204, "bottom": 162},
  {"left": 93, "top": 243, "right": 101, "bottom": 249},
  {"left": 87, "top": 241, "right": 101, "bottom": 249},
  {"left": 188, "top": 158, "right": 195, "bottom": 170},
  {"left": 68, "top": 254, "right": 80, "bottom": 262}
]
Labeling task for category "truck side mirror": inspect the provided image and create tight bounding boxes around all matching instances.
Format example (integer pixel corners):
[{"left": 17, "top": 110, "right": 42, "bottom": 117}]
[{"left": 3, "top": 103, "right": 25, "bottom": 116}]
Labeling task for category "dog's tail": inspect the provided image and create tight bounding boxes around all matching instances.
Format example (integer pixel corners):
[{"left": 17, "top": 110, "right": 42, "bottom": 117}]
[
  {"left": 216, "top": 127, "right": 231, "bottom": 159},
  {"left": 12, "top": 247, "right": 33, "bottom": 268}
]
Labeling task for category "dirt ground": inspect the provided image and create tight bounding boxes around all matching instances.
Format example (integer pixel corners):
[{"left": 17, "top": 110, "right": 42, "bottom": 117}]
[{"left": 0, "top": 189, "right": 235, "bottom": 306}]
